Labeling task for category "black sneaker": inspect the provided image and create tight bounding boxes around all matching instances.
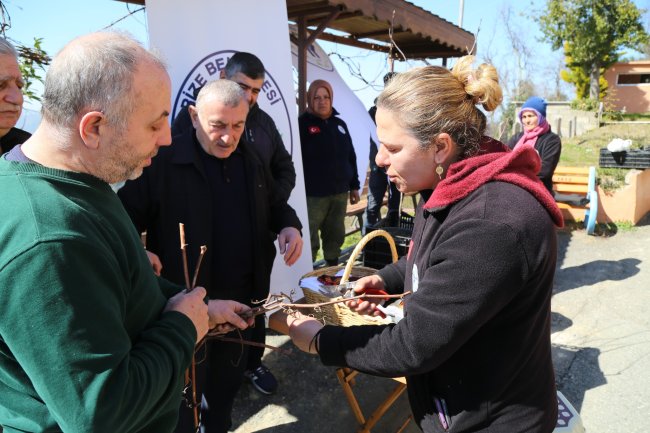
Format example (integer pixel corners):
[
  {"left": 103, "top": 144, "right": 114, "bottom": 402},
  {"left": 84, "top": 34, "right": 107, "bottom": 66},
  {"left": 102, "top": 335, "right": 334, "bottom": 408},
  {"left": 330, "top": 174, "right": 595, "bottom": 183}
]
[{"left": 244, "top": 365, "right": 278, "bottom": 395}]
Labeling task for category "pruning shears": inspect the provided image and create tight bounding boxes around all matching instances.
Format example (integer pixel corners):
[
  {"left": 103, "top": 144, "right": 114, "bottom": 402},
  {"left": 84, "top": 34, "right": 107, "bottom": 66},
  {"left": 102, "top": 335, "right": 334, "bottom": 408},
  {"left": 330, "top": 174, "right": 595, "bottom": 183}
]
[
  {"left": 321, "top": 281, "right": 391, "bottom": 319},
  {"left": 325, "top": 281, "right": 390, "bottom": 298}
]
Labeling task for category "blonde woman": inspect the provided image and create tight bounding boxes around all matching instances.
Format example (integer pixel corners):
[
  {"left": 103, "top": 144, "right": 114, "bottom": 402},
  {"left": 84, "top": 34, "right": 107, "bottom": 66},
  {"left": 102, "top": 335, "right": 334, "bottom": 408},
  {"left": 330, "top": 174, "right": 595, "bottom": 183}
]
[{"left": 285, "top": 57, "right": 563, "bottom": 433}]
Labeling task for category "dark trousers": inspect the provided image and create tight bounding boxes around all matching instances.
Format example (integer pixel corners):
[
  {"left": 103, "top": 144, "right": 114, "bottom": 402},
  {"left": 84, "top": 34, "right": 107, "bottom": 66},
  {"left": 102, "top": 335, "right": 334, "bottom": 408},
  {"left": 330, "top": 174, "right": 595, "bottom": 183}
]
[
  {"left": 245, "top": 314, "right": 266, "bottom": 371},
  {"left": 364, "top": 142, "right": 401, "bottom": 231},
  {"left": 307, "top": 193, "right": 348, "bottom": 263},
  {"left": 176, "top": 326, "right": 255, "bottom": 433}
]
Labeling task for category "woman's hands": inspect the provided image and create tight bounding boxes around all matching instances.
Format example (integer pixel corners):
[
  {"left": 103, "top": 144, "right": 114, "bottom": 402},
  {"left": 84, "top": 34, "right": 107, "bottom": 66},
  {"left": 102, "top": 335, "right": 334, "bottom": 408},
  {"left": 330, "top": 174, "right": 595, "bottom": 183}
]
[
  {"left": 270, "top": 310, "right": 323, "bottom": 354},
  {"left": 345, "top": 274, "right": 388, "bottom": 317}
]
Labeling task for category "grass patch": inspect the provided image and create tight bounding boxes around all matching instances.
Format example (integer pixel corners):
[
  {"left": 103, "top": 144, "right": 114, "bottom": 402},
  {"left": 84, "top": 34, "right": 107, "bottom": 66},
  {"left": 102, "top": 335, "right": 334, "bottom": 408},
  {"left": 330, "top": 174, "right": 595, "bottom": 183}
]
[
  {"left": 560, "top": 123, "right": 650, "bottom": 167},
  {"left": 560, "top": 123, "right": 650, "bottom": 191},
  {"left": 603, "top": 112, "right": 650, "bottom": 122},
  {"left": 560, "top": 220, "right": 637, "bottom": 237},
  {"left": 594, "top": 221, "right": 636, "bottom": 236},
  {"left": 598, "top": 167, "right": 628, "bottom": 193},
  {"left": 313, "top": 222, "right": 362, "bottom": 262},
  {"left": 342, "top": 231, "right": 362, "bottom": 250}
]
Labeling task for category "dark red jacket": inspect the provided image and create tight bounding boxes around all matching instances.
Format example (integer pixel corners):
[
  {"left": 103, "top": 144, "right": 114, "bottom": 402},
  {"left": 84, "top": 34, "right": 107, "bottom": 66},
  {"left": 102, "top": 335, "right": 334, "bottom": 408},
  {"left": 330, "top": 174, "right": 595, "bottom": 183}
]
[{"left": 318, "top": 141, "right": 560, "bottom": 433}]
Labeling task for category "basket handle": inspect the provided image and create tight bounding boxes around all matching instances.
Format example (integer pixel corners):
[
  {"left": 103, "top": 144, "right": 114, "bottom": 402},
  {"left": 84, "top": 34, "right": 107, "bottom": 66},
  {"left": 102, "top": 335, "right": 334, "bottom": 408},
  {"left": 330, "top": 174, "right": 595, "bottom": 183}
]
[{"left": 341, "top": 229, "right": 399, "bottom": 284}]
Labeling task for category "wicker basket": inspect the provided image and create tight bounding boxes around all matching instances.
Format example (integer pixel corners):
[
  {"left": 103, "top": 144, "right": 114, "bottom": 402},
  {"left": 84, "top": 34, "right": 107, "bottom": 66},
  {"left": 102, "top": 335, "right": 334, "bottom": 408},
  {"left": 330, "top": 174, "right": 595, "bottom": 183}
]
[{"left": 301, "top": 229, "right": 398, "bottom": 326}]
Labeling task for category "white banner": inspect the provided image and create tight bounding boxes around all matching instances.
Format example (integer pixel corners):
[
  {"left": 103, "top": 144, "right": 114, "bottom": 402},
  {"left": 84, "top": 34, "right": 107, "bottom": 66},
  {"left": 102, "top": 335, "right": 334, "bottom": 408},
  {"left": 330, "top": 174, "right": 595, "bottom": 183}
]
[{"left": 146, "top": 0, "right": 312, "bottom": 298}]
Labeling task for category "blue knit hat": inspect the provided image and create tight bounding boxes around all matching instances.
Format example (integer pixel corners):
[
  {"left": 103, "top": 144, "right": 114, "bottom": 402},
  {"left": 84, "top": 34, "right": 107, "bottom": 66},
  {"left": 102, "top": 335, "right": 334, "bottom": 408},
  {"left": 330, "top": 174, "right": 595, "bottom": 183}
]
[{"left": 519, "top": 96, "right": 547, "bottom": 119}]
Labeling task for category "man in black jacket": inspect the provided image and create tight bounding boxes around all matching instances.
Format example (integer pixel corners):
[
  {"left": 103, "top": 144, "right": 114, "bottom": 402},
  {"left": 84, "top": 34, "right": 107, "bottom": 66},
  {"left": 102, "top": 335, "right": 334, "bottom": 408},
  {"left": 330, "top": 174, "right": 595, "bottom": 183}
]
[
  {"left": 172, "top": 52, "right": 297, "bottom": 395},
  {"left": 172, "top": 52, "right": 295, "bottom": 203},
  {"left": 118, "top": 80, "right": 303, "bottom": 433},
  {"left": 0, "top": 37, "right": 30, "bottom": 154}
]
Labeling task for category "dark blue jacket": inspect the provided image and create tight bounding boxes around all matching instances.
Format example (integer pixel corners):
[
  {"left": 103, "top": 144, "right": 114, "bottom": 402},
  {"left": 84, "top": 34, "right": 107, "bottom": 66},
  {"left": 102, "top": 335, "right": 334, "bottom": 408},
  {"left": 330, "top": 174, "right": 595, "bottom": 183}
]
[{"left": 299, "top": 109, "right": 360, "bottom": 197}]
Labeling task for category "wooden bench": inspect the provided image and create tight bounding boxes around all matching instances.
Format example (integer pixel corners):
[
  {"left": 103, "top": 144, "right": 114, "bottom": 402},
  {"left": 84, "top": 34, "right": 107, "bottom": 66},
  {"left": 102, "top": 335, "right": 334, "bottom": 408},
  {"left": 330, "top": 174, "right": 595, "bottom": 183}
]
[
  {"left": 552, "top": 166, "right": 598, "bottom": 235},
  {"left": 345, "top": 172, "right": 385, "bottom": 235},
  {"left": 345, "top": 186, "right": 374, "bottom": 235}
]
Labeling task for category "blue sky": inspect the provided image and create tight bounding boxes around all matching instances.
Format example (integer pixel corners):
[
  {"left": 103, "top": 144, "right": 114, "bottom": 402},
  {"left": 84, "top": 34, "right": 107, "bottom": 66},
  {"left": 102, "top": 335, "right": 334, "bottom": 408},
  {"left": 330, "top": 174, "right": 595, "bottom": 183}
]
[{"left": 5, "top": 0, "right": 649, "bottom": 113}]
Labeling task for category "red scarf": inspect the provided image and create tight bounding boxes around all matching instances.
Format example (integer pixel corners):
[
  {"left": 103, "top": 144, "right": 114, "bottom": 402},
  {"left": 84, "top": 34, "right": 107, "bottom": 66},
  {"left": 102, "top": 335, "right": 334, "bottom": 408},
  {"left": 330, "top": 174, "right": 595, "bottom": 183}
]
[
  {"left": 514, "top": 118, "right": 550, "bottom": 150},
  {"left": 424, "top": 137, "right": 563, "bottom": 227}
]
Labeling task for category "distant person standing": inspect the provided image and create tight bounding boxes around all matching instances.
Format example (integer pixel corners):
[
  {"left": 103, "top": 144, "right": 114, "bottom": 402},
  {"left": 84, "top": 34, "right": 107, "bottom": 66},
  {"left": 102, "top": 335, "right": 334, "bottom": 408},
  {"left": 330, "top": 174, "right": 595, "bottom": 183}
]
[
  {"left": 507, "top": 96, "right": 561, "bottom": 194},
  {"left": 365, "top": 72, "right": 401, "bottom": 231},
  {"left": 0, "top": 37, "right": 30, "bottom": 154},
  {"left": 300, "top": 79, "right": 360, "bottom": 266}
]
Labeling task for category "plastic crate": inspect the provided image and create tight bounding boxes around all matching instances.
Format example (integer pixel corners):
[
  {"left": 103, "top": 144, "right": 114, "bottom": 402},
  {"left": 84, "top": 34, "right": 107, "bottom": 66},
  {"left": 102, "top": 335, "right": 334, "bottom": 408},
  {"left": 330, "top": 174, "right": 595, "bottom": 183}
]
[
  {"left": 399, "top": 212, "right": 415, "bottom": 230},
  {"left": 599, "top": 148, "right": 650, "bottom": 169},
  {"left": 363, "top": 213, "right": 414, "bottom": 269}
]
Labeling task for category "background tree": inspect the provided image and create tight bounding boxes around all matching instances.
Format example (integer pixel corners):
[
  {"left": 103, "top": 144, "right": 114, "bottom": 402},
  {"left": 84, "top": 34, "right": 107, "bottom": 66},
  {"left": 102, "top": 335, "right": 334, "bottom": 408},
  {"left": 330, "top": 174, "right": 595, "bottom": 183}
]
[
  {"left": 542, "top": 53, "right": 570, "bottom": 101},
  {"left": 643, "top": 40, "right": 650, "bottom": 59},
  {"left": 643, "top": 16, "right": 650, "bottom": 59},
  {"left": 560, "top": 42, "right": 608, "bottom": 100},
  {"left": 14, "top": 38, "right": 50, "bottom": 102},
  {"left": 538, "top": 0, "right": 648, "bottom": 100},
  {"left": 487, "top": 5, "right": 539, "bottom": 141}
]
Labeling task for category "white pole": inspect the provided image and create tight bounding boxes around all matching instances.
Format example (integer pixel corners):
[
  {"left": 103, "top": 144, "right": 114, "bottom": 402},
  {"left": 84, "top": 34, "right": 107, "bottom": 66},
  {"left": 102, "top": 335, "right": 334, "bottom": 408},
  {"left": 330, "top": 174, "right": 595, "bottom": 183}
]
[{"left": 458, "top": 0, "right": 465, "bottom": 27}]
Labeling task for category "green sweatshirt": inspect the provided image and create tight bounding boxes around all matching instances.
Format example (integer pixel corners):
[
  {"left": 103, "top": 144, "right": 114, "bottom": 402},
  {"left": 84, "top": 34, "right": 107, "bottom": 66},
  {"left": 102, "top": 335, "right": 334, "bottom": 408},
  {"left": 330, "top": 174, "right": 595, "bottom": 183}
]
[{"left": 0, "top": 159, "right": 196, "bottom": 433}]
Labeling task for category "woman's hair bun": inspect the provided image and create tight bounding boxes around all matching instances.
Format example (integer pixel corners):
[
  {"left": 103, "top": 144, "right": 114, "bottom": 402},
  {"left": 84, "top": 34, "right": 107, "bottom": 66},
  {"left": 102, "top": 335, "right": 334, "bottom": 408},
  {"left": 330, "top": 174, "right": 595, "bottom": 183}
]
[{"left": 452, "top": 55, "right": 503, "bottom": 112}]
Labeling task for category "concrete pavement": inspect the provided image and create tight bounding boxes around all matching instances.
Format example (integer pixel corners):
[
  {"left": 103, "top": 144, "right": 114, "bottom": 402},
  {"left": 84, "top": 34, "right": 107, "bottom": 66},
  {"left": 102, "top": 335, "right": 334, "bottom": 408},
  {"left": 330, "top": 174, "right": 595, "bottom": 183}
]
[{"left": 551, "top": 221, "right": 650, "bottom": 433}]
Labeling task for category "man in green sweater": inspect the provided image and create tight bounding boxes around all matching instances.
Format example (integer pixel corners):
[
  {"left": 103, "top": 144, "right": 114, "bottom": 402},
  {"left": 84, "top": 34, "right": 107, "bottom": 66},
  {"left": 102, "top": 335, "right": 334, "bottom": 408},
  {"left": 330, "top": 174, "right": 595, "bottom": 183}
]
[{"left": 0, "top": 32, "right": 252, "bottom": 433}]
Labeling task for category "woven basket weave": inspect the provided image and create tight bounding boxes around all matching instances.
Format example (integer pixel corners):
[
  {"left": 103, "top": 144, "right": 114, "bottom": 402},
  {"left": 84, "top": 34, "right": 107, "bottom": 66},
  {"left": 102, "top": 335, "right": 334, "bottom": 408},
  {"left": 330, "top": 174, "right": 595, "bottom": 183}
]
[{"left": 301, "top": 229, "right": 398, "bottom": 326}]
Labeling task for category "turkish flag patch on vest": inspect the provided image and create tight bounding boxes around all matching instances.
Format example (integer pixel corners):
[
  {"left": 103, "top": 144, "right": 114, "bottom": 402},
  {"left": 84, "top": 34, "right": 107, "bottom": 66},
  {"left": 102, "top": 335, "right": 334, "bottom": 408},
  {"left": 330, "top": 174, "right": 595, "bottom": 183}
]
[{"left": 308, "top": 126, "right": 321, "bottom": 134}]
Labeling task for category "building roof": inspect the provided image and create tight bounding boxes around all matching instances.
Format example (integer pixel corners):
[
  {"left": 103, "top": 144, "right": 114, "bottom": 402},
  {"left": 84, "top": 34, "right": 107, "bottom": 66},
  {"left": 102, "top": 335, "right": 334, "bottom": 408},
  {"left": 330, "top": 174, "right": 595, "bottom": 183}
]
[{"left": 116, "top": 0, "right": 475, "bottom": 60}]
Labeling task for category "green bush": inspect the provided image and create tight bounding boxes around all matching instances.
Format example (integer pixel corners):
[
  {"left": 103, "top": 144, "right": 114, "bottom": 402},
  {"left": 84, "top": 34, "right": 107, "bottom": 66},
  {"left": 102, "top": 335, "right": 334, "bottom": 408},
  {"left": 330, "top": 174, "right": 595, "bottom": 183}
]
[
  {"left": 570, "top": 98, "right": 599, "bottom": 111},
  {"left": 602, "top": 110, "right": 624, "bottom": 121},
  {"left": 598, "top": 168, "right": 628, "bottom": 193},
  {"left": 620, "top": 113, "right": 650, "bottom": 121}
]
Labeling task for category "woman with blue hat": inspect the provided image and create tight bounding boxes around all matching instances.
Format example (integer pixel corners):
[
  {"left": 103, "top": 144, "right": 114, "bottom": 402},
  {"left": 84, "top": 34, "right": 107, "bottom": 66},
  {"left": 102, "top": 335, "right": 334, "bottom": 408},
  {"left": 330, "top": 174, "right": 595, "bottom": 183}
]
[{"left": 507, "top": 96, "right": 562, "bottom": 194}]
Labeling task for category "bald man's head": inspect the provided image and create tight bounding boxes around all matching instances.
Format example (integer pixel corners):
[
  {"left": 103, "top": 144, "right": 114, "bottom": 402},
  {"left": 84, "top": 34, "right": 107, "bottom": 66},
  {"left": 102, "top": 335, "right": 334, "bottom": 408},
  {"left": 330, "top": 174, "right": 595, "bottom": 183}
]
[{"left": 42, "top": 32, "right": 167, "bottom": 132}]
